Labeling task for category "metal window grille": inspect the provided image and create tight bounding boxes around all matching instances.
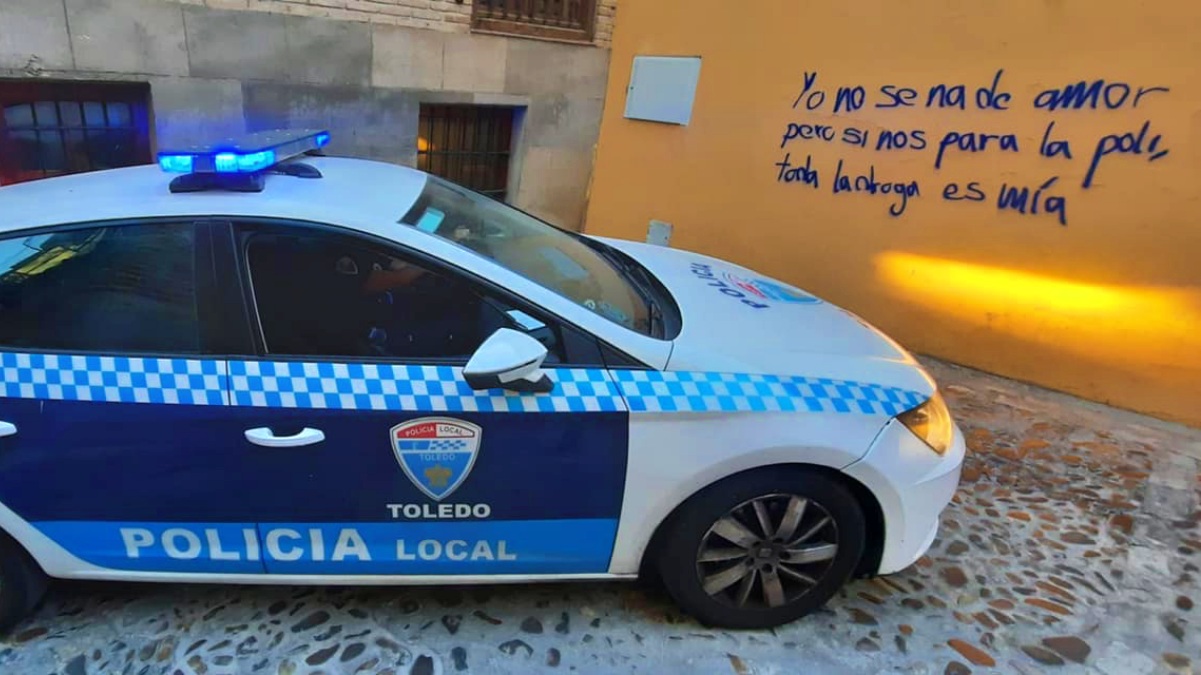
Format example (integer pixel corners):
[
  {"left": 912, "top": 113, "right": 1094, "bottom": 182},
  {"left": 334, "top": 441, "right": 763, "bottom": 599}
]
[
  {"left": 417, "top": 104, "right": 516, "bottom": 202},
  {"left": 0, "top": 80, "right": 151, "bottom": 187},
  {"left": 472, "top": 0, "right": 596, "bottom": 43}
]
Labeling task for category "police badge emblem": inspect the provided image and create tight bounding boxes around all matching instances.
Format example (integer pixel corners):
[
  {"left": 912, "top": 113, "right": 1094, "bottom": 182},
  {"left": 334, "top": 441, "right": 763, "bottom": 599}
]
[{"left": 390, "top": 417, "right": 482, "bottom": 501}]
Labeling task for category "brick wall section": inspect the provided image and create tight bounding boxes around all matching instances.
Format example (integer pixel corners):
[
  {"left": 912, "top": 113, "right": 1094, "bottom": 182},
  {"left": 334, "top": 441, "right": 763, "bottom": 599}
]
[
  {"left": 595, "top": 0, "right": 615, "bottom": 45},
  {"left": 170, "top": 0, "right": 617, "bottom": 46}
]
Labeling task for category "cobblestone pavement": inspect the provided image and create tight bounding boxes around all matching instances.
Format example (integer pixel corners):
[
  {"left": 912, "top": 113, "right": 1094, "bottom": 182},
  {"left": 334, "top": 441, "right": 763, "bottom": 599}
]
[{"left": 3, "top": 359, "right": 1200, "bottom": 675}]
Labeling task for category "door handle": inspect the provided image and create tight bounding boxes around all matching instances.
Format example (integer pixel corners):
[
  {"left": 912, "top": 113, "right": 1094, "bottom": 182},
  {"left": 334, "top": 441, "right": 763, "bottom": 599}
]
[
  {"left": 0, "top": 422, "right": 15, "bottom": 438},
  {"left": 244, "top": 427, "right": 325, "bottom": 448}
]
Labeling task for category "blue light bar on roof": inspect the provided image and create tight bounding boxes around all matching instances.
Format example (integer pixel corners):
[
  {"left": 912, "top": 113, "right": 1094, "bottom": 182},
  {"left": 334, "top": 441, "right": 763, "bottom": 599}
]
[{"left": 156, "top": 129, "right": 330, "bottom": 174}]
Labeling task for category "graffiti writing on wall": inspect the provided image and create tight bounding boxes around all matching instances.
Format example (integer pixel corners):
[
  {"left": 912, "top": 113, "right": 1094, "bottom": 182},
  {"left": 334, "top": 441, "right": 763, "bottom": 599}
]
[{"left": 773, "top": 70, "right": 1171, "bottom": 225}]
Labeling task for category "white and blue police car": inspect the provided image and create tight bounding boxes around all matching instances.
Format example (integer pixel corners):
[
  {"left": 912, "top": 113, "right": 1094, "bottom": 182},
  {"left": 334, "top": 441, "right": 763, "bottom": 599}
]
[{"left": 0, "top": 130, "right": 964, "bottom": 630}]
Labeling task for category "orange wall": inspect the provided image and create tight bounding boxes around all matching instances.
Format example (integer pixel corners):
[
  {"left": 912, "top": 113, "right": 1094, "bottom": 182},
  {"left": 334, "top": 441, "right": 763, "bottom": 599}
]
[{"left": 584, "top": 1, "right": 1201, "bottom": 426}]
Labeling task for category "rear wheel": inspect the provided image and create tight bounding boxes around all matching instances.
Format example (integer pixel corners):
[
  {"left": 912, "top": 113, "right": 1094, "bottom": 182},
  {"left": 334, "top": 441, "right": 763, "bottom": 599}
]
[
  {"left": 656, "top": 467, "right": 865, "bottom": 629},
  {"left": 0, "top": 532, "right": 48, "bottom": 633}
]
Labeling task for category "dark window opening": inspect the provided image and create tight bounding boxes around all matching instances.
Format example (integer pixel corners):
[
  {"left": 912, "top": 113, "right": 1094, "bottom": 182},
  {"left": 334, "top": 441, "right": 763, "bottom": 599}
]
[
  {"left": 417, "top": 104, "right": 516, "bottom": 202},
  {"left": 0, "top": 222, "right": 200, "bottom": 354},
  {"left": 472, "top": 0, "right": 596, "bottom": 43},
  {"left": 0, "top": 80, "right": 151, "bottom": 187}
]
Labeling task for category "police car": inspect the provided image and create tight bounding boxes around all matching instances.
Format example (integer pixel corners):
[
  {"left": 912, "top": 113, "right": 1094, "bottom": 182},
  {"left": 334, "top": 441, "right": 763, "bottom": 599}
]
[{"left": 0, "top": 130, "right": 963, "bottom": 631}]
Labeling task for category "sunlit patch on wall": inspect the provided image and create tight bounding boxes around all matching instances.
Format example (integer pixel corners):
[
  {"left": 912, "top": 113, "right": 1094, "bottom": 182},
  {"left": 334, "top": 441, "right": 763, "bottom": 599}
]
[{"left": 874, "top": 251, "right": 1201, "bottom": 368}]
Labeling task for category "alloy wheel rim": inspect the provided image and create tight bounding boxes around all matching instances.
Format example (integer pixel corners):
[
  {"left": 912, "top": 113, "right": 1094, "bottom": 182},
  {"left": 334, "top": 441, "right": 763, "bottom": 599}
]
[{"left": 695, "top": 493, "right": 839, "bottom": 610}]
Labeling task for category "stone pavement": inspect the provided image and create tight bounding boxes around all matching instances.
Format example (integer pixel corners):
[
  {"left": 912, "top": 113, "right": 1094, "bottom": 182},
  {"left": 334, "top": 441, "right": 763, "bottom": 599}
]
[{"left": 2, "top": 359, "right": 1199, "bottom": 675}]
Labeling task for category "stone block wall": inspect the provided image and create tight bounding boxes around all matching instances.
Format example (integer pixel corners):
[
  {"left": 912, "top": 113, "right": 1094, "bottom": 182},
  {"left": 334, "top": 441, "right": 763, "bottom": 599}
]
[{"left": 0, "top": 0, "right": 614, "bottom": 229}]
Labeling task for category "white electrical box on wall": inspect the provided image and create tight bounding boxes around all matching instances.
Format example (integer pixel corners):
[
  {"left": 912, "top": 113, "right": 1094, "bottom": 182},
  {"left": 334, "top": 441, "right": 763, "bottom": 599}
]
[
  {"left": 647, "top": 219, "right": 673, "bottom": 246},
  {"left": 624, "top": 56, "right": 702, "bottom": 126}
]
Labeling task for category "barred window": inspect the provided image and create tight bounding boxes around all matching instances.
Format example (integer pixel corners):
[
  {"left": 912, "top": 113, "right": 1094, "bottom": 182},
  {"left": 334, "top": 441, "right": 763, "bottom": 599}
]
[
  {"left": 417, "top": 104, "right": 516, "bottom": 202},
  {"left": 472, "top": 0, "right": 596, "bottom": 43},
  {"left": 0, "top": 81, "right": 151, "bottom": 186}
]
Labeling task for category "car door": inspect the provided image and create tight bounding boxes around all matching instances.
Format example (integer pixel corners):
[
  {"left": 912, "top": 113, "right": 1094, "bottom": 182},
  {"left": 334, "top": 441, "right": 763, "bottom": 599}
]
[
  {"left": 220, "top": 220, "right": 630, "bottom": 576},
  {"left": 0, "top": 219, "right": 268, "bottom": 574}
]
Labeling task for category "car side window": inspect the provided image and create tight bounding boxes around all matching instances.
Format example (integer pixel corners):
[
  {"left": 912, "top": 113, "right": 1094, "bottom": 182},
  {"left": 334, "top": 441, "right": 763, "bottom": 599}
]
[
  {"left": 0, "top": 222, "right": 200, "bottom": 354},
  {"left": 243, "top": 229, "right": 566, "bottom": 363}
]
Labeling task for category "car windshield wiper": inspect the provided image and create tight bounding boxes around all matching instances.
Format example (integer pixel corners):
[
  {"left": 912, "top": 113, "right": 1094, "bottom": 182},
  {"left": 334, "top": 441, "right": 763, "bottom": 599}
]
[
  {"left": 594, "top": 243, "right": 664, "bottom": 337},
  {"left": 646, "top": 294, "right": 664, "bottom": 337}
]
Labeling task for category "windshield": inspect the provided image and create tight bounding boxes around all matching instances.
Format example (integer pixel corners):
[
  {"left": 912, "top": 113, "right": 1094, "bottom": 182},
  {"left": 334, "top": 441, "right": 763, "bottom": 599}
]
[{"left": 400, "top": 176, "right": 655, "bottom": 335}]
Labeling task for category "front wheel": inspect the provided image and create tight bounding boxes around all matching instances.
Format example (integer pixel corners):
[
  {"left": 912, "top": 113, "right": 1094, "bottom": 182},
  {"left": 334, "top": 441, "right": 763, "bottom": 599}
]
[
  {"left": 656, "top": 467, "right": 866, "bottom": 629},
  {"left": 0, "top": 532, "right": 48, "bottom": 633}
]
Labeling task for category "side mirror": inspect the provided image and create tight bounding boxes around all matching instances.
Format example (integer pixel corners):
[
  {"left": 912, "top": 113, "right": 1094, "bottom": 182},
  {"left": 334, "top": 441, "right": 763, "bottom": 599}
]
[{"left": 463, "top": 328, "right": 554, "bottom": 394}]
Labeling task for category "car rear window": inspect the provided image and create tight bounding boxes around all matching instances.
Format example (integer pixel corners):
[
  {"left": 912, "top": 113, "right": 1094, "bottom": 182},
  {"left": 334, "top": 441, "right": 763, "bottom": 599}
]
[{"left": 0, "top": 222, "right": 200, "bottom": 354}]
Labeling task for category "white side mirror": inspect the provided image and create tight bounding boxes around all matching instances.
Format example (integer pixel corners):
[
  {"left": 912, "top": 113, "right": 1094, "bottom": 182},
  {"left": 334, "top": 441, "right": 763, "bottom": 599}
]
[{"left": 463, "top": 328, "right": 554, "bottom": 394}]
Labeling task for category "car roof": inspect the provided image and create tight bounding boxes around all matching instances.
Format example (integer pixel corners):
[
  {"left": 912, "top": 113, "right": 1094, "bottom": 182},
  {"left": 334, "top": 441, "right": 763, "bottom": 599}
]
[{"left": 0, "top": 156, "right": 429, "bottom": 234}]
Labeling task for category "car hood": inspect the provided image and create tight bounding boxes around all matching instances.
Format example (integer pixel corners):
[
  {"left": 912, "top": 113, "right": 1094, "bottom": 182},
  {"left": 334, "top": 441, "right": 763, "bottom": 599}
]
[{"left": 597, "top": 237, "right": 936, "bottom": 398}]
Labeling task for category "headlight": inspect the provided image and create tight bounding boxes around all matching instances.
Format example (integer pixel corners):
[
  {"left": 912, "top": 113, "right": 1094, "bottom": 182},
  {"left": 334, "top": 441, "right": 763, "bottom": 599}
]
[{"left": 896, "top": 391, "right": 953, "bottom": 455}]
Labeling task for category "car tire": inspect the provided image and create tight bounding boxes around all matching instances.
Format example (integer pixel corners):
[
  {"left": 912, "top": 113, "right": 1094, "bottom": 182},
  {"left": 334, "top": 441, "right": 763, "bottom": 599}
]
[
  {"left": 0, "top": 531, "right": 48, "bottom": 633},
  {"left": 655, "top": 466, "right": 866, "bottom": 629}
]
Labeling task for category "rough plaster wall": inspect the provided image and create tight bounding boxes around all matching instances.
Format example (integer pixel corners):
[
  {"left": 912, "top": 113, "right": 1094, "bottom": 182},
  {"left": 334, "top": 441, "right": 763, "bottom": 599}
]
[{"left": 586, "top": 0, "right": 1201, "bottom": 423}]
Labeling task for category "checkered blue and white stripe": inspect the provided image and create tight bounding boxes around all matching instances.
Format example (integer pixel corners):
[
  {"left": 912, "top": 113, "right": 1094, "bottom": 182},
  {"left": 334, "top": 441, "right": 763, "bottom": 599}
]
[
  {"left": 0, "top": 350, "right": 925, "bottom": 417},
  {"left": 227, "top": 361, "right": 626, "bottom": 413},
  {"left": 611, "top": 370, "right": 925, "bottom": 416},
  {"left": 397, "top": 439, "right": 470, "bottom": 452},
  {"left": 0, "top": 352, "right": 227, "bottom": 406}
]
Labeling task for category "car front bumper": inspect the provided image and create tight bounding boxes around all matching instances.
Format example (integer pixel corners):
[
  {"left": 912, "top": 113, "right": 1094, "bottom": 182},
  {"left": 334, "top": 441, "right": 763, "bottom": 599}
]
[{"left": 843, "top": 416, "right": 966, "bottom": 574}]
